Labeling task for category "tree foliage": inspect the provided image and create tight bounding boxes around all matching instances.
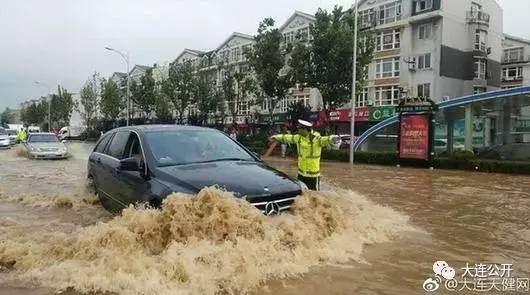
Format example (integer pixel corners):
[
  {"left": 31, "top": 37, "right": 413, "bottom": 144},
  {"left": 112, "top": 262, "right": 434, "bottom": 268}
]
[
  {"left": 288, "top": 6, "right": 374, "bottom": 109},
  {"left": 130, "top": 69, "right": 156, "bottom": 118},
  {"left": 79, "top": 72, "right": 100, "bottom": 130},
  {"left": 50, "top": 86, "right": 76, "bottom": 128},
  {"left": 246, "top": 18, "right": 289, "bottom": 115},
  {"left": 193, "top": 72, "right": 224, "bottom": 126},
  {"left": 0, "top": 107, "right": 15, "bottom": 126},
  {"left": 162, "top": 61, "right": 195, "bottom": 124},
  {"left": 287, "top": 100, "right": 311, "bottom": 128},
  {"left": 100, "top": 78, "right": 123, "bottom": 120},
  {"left": 21, "top": 100, "right": 47, "bottom": 126}
]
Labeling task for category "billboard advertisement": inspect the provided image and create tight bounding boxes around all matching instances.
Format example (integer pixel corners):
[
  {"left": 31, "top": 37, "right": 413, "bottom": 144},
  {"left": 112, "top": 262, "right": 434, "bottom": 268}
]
[{"left": 399, "top": 114, "right": 430, "bottom": 160}]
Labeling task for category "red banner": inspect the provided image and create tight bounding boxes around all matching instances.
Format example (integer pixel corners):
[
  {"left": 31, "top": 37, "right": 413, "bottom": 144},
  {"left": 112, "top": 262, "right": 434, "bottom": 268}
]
[
  {"left": 399, "top": 115, "right": 430, "bottom": 160},
  {"left": 328, "top": 107, "right": 369, "bottom": 122}
]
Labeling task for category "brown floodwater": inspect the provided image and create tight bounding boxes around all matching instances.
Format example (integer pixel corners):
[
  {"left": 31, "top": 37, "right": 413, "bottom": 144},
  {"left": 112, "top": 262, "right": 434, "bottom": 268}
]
[{"left": 0, "top": 143, "right": 529, "bottom": 295}]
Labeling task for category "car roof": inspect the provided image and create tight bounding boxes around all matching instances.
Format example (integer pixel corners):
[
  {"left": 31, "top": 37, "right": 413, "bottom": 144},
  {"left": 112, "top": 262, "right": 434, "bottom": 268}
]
[{"left": 109, "top": 124, "right": 216, "bottom": 134}]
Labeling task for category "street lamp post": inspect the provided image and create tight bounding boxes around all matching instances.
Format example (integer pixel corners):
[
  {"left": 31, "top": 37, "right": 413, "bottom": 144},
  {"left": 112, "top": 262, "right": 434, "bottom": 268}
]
[
  {"left": 349, "top": 0, "right": 359, "bottom": 164},
  {"left": 34, "top": 81, "right": 52, "bottom": 132},
  {"left": 105, "top": 47, "right": 130, "bottom": 126}
]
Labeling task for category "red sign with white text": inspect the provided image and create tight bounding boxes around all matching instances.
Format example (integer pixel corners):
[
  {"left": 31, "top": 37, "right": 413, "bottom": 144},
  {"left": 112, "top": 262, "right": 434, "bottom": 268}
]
[
  {"left": 328, "top": 107, "right": 369, "bottom": 122},
  {"left": 399, "top": 115, "right": 430, "bottom": 160}
]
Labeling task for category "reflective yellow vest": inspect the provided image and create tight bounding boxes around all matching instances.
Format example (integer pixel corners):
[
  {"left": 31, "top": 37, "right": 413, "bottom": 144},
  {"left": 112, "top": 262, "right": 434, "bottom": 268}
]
[
  {"left": 273, "top": 131, "right": 334, "bottom": 178},
  {"left": 16, "top": 129, "right": 27, "bottom": 142}
]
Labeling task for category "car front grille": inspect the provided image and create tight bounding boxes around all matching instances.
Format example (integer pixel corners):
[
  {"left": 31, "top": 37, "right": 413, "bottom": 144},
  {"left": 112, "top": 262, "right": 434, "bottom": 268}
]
[
  {"left": 40, "top": 148, "right": 58, "bottom": 152},
  {"left": 247, "top": 190, "right": 301, "bottom": 215}
]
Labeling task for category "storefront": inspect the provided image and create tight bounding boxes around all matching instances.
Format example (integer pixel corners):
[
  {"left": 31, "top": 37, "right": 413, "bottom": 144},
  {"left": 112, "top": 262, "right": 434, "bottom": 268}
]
[{"left": 328, "top": 106, "right": 396, "bottom": 136}]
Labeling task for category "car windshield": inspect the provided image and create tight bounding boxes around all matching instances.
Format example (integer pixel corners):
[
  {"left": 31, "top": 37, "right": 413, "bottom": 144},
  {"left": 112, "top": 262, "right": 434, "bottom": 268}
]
[
  {"left": 0, "top": 128, "right": 6, "bottom": 135},
  {"left": 146, "top": 130, "right": 254, "bottom": 166},
  {"left": 28, "top": 134, "right": 59, "bottom": 143},
  {"left": 7, "top": 130, "right": 17, "bottom": 135}
]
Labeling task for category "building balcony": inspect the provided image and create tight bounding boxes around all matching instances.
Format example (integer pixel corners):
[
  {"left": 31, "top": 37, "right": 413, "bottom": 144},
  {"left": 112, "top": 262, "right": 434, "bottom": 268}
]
[
  {"left": 502, "top": 55, "right": 530, "bottom": 64},
  {"left": 466, "top": 11, "right": 490, "bottom": 26},
  {"left": 502, "top": 76, "right": 524, "bottom": 83}
]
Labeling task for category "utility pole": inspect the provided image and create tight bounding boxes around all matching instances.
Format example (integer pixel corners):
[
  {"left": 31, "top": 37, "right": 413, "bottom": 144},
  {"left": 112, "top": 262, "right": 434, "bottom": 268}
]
[
  {"left": 349, "top": 0, "right": 359, "bottom": 164},
  {"left": 105, "top": 47, "right": 130, "bottom": 126}
]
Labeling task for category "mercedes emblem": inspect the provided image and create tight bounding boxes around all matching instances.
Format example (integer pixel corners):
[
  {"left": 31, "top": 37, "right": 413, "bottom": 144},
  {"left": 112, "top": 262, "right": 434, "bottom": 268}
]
[{"left": 264, "top": 201, "right": 281, "bottom": 216}]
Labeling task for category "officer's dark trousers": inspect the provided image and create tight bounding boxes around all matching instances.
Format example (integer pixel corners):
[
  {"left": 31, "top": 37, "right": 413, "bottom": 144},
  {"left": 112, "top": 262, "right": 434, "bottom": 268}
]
[{"left": 298, "top": 174, "right": 320, "bottom": 191}]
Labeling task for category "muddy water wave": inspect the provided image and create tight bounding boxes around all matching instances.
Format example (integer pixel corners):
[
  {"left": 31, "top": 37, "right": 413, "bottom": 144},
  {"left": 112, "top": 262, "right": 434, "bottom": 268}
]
[
  {"left": 0, "top": 191, "right": 99, "bottom": 209},
  {"left": 0, "top": 187, "right": 411, "bottom": 295}
]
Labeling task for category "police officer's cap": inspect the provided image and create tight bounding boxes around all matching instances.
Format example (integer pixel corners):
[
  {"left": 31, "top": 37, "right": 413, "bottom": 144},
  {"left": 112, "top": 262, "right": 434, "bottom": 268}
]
[{"left": 298, "top": 119, "right": 313, "bottom": 128}]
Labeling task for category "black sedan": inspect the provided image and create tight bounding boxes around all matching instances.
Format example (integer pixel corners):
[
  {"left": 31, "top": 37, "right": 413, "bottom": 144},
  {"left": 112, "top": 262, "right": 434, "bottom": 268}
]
[{"left": 87, "top": 125, "right": 304, "bottom": 215}]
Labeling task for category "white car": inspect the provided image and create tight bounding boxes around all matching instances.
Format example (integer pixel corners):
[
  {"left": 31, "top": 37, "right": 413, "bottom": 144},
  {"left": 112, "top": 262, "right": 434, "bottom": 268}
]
[
  {"left": 24, "top": 133, "right": 68, "bottom": 159},
  {"left": 6, "top": 129, "right": 17, "bottom": 145},
  {"left": 0, "top": 128, "right": 10, "bottom": 148}
]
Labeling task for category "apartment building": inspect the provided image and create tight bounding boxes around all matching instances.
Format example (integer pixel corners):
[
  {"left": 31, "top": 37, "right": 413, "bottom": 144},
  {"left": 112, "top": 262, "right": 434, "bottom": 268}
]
[
  {"left": 172, "top": 11, "right": 324, "bottom": 126},
  {"left": 501, "top": 34, "right": 530, "bottom": 89},
  {"left": 356, "top": 0, "right": 503, "bottom": 109}
]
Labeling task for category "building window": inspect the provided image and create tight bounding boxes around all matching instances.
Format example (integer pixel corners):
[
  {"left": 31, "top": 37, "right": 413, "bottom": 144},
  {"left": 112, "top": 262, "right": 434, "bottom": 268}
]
[
  {"left": 230, "top": 47, "right": 241, "bottom": 63},
  {"left": 416, "top": 0, "right": 433, "bottom": 12},
  {"left": 418, "top": 23, "right": 432, "bottom": 39},
  {"left": 503, "top": 47, "right": 524, "bottom": 63},
  {"left": 502, "top": 67, "right": 523, "bottom": 81},
  {"left": 474, "top": 30, "right": 487, "bottom": 52},
  {"left": 474, "top": 59, "right": 487, "bottom": 80},
  {"left": 378, "top": 1, "right": 401, "bottom": 25},
  {"left": 261, "top": 99, "right": 272, "bottom": 111},
  {"left": 376, "top": 57, "right": 400, "bottom": 78},
  {"left": 375, "top": 86, "right": 400, "bottom": 106},
  {"left": 473, "top": 87, "right": 487, "bottom": 94},
  {"left": 417, "top": 83, "right": 431, "bottom": 98},
  {"left": 359, "top": 9, "right": 375, "bottom": 28},
  {"left": 284, "top": 31, "right": 295, "bottom": 44},
  {"left": 238, "top": 100, "right": 250, "bottom": 115},
  {"left": 357, "top": 88, "right": 369, "bottom": 107},
  {"left": 375, "top": 29, "right": 400, "bottom": 52},
  {"left": 417, "top": 53, "right": 431, "bottom": 69}
]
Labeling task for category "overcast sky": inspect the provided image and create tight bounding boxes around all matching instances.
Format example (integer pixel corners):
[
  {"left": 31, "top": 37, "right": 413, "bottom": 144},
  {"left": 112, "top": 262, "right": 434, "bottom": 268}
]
[{"left": 0, "top": 0, "right": 528, "bottom": 111}]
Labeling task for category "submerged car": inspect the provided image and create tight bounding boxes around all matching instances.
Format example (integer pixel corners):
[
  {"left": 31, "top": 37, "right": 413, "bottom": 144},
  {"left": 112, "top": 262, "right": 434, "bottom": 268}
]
[
  {"left": 24, "top": 133, "right": 68, "bottom": 159},
  {"left": 87, "top": 125, "right": 304, "bottom": 214},
  {"left": 0, "top": 128, "right": 10, "bottom": 148}
]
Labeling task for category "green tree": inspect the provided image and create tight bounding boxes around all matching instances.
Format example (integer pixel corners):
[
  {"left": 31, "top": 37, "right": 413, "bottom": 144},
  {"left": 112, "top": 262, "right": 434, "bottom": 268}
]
[
  {"left": 130, "top": 69, "right": 156, "bottom": 118},
  {"left": 21, "top": 100, "right": 46, "bottom": 126},
  {"left": 153, "top": 86, "right": 173, "bottom": 122},
  {"left": 50, "top": 86, "right": 76, "bottom": 128},
  {"left": 218, "top": 57, "right": 256, "bottom": 124},
  {"left": 79, "top": 72, "right": 100, "bottom": 131},
  {"left": 287, "top": 100, "right": 311, "bottom": 128},
  {"left": 246, "top": 18, "right": 290, "bottom": 116},
  {"left": 288, "top": 6, "right": 374, "bottom": 109},
  {"left": 100, "top": 78, "right": 124, "bottom": 121},
  {"left": 162, "top": 61, "right": 195, "bottom": 124},
  {"left": 193, "top": 72, "right": 224, "bottom": 126},
  {"left": 0, "top": 107, "right": 15, "bottom": 126}
]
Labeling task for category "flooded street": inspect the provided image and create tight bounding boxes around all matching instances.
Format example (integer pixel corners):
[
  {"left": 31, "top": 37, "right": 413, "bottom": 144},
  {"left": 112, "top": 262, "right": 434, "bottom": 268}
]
[{"left": 1, "top": 142, "right": 529, "bottom": 294}]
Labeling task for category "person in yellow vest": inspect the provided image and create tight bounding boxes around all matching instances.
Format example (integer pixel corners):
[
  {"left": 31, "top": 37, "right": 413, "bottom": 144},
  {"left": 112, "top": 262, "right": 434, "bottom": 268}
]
[
  {"left": 270, "top": 119, "right": 339, "bottom": 191},
  {"left": 16, "top": 127, "right": 27, "bottom": 143}
]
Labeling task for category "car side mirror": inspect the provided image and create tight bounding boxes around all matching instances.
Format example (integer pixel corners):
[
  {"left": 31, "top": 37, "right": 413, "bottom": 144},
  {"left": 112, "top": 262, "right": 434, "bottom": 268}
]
[
  {"left": 119, "top": 157, "right": 140, "bottom": 171},
  {"left": 61, "top": 140, "right": 67, "bottom": 143}
]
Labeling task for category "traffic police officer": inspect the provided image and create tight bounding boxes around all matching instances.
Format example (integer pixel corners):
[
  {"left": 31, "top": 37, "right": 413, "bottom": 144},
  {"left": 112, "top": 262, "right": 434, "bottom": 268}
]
[{"left": 270, "top": 119, "right": 339, "bottom": 191}]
